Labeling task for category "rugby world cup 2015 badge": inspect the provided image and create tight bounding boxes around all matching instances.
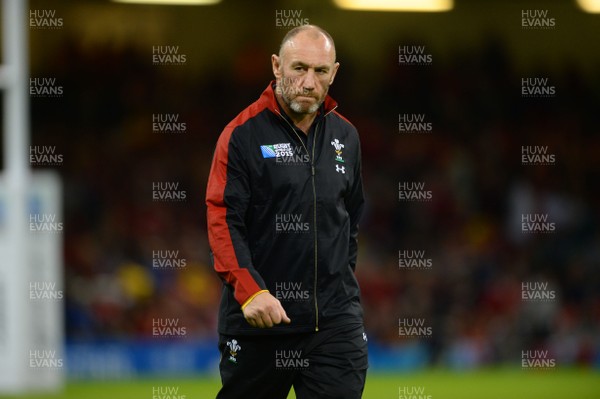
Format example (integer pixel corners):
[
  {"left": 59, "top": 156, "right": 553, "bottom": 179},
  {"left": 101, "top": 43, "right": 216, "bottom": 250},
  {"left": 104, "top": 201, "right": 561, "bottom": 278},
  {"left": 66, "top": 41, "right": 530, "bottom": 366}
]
[{"left": 260, "top": 143, "right": 293, "bottom": 158}]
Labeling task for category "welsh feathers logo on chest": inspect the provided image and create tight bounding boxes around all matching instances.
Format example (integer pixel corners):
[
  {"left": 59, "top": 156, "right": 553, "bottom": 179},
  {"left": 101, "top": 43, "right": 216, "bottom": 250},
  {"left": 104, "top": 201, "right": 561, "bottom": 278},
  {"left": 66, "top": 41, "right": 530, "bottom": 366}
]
[{"left": 331, "top": 139, "right": 345, "bottom": 163}]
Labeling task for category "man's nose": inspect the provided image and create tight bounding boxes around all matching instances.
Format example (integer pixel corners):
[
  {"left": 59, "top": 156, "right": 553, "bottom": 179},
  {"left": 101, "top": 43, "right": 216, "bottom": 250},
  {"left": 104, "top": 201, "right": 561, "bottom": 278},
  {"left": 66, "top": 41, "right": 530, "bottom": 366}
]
[{"left": 302, "top": 70, "right": 316, "bottom": 91}]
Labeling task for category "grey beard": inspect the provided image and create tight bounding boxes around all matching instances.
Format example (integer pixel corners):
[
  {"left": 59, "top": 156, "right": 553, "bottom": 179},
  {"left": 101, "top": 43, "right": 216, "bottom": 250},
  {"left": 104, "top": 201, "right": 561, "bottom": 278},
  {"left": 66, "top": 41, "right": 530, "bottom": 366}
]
[
  {"left": 278, "top": 81, "right": 324, "bottom": 114},
  {"left": 290, "top": 99, "right": 320, "bottom": 114}
]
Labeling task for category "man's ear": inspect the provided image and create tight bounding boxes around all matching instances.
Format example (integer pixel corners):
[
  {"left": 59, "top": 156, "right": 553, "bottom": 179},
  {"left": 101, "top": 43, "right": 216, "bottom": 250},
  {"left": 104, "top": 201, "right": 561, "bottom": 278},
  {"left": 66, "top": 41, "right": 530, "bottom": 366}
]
[
  {"left": 272, "top": 54, "right": 282, "bottom": 79},
  {"left": 329, "top": 62, "right": 340, "bottom": 85}
]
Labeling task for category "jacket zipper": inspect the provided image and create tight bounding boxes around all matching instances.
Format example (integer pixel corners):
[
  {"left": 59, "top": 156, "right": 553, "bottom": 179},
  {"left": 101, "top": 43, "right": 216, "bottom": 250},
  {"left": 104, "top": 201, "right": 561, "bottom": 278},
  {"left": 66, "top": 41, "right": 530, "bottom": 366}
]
[
  {"left": 310, "top": 124, "right": 319, "bottom": 332},
  {"left": 274, "top": 107, "right": 337, "bottom": 332}
]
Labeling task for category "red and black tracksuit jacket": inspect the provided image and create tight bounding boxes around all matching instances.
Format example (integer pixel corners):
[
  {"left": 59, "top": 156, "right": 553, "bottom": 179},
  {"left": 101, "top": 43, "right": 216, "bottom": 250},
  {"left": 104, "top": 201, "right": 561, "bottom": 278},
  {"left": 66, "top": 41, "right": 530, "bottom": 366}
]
[{"left": 206, "top": 82, "right": 365, "bottom": 336}]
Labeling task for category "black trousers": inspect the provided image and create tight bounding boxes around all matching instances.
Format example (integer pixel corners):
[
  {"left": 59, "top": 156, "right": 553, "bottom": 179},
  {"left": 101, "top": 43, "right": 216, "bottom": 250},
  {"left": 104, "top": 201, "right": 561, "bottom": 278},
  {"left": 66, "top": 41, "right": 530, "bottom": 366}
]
[{"left": 216, "top": 324, "right": 369, "bottom": 399}]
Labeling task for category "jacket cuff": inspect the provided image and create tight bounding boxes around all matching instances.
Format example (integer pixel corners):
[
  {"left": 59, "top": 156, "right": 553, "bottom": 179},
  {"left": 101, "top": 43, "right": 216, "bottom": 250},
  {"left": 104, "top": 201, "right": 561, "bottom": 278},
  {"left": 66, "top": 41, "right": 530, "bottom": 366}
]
[{"left": 240, "top": 290, "right": 270, "bottom": 310}]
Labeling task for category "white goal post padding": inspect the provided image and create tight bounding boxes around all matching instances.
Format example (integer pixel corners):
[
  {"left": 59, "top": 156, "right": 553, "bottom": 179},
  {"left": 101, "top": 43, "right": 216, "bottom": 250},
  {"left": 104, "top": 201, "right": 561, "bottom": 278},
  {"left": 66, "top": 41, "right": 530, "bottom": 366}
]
[{"left": 0, "top": 171, "right": 64, "bottom": 393}]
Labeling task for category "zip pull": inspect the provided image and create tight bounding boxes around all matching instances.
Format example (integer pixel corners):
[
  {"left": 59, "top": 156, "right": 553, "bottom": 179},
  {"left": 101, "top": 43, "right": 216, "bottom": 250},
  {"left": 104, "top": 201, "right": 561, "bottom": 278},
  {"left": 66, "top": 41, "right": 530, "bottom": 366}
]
[{"left": 311, "top": 165, "right": 315, "bottom": 176}]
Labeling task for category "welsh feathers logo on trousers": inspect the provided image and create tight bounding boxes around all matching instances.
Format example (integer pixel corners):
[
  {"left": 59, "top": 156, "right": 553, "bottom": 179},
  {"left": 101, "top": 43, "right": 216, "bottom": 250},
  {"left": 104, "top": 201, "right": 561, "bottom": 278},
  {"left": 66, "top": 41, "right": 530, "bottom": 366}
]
[{"left": 226, "top": 339, "right": 241, "bottom": 364}]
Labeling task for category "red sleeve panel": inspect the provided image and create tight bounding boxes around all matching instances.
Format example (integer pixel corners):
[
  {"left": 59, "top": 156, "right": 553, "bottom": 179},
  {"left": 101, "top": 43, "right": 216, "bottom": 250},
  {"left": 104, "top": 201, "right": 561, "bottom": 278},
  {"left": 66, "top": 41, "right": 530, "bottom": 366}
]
[{"left": 206, "top": 121, "right": 264, "bottom": 306}]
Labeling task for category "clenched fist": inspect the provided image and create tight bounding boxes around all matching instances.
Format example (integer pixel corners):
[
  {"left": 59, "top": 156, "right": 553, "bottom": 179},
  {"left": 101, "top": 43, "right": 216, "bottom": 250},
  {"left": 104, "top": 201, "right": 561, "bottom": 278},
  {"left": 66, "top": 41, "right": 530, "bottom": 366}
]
[{"left": 242, "top": 291, "right": 291, "bottom": 328}]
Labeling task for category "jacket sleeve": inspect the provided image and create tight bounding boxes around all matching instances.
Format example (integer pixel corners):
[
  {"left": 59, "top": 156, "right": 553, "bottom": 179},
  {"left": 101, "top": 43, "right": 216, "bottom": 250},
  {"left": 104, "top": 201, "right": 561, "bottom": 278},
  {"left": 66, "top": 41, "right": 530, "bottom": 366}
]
[
  {"left": 206, "top": 126, "right": 266, "bottom": 306},
  {"left": 345, "top": 132, "right": 365, "bottom": 272}
]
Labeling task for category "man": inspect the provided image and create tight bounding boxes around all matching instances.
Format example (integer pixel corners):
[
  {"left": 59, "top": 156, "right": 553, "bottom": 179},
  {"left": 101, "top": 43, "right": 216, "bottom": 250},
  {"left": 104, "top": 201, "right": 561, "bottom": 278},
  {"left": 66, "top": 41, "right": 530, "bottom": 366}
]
[{"left": 206, "top": 25, "right": 367, "bottom": 399}]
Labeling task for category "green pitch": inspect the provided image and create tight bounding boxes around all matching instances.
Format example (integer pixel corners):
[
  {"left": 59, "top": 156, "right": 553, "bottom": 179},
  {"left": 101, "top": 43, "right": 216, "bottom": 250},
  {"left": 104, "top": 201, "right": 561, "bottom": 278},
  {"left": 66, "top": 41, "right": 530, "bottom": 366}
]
[{"left": 1, "top": 369, "right": 598, "bottom": 399}]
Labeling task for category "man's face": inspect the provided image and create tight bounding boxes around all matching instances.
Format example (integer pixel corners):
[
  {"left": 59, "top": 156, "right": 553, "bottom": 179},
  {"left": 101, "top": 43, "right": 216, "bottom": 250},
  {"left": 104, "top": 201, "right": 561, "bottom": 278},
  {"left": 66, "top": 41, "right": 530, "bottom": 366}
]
[{"left": 272, "top": 31, "right": 339, "bottom": 115}]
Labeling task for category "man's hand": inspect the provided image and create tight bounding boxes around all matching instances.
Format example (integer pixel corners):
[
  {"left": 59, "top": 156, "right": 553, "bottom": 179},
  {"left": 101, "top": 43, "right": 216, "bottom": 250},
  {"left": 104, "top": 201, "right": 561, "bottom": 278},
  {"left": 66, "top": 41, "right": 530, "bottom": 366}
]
[{"left": 242, "top": 291, "right": 291, "bottom": 328}]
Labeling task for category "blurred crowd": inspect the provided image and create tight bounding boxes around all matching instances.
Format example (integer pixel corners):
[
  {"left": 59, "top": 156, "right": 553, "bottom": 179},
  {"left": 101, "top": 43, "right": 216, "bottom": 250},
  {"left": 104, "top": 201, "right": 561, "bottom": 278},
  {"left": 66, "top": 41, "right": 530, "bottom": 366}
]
[{"left": 29, "top": 35, "right": 600, "bottom": 368}]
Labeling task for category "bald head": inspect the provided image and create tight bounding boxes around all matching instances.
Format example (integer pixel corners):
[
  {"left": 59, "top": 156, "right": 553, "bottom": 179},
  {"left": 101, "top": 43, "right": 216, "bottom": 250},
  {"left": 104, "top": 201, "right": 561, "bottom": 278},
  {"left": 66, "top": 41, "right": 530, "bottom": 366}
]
[
  {"left": 278, "top": 25, "right": 336, "bottom": 63},
  {"left": 271, "top": 25, "right": 339, "bottom": 117}
]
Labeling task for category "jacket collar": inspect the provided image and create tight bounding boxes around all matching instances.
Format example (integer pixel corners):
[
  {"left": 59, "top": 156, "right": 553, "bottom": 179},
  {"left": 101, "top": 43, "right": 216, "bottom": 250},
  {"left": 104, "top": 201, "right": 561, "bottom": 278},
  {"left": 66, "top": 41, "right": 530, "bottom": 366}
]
[{"left": 260, "top": 80, "right": 338, "bottom": 118}]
